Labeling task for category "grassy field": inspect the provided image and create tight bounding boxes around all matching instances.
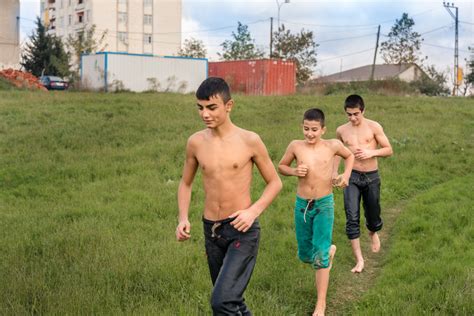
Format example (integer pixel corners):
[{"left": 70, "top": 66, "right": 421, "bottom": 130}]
[{"left": 0, "top": 90, "right": 472, "bottom": 315}]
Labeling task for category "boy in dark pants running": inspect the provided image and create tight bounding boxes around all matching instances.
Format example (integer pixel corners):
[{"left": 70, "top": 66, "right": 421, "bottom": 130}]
[
  {"left": 333, "top": 94, "right": 393, "bottom": 273},
  {"left": 176, "top": 77, "right": 282, "bottom": 315}
]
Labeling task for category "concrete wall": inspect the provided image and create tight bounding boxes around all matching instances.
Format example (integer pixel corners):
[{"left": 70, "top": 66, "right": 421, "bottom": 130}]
[
  {"left": 0, "top": 0, "right": 20, "bottom": 69},
  {"left": 82, "top": 53, "right": 207, "bottom": 92}
]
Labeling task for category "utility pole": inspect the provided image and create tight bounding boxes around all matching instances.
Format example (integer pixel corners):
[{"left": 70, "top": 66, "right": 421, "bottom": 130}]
[
  {"left": 276, "top": 0, "right": 290, "bottom": 29},
  {"left": 443, "top": 2, "right": 459, "bottom": 96},
  {"left": 270, "top": 17, "right": 273, "bottom": 58},
  {"left": 370, "top": 25, "right": 381, "bottom": 81}
]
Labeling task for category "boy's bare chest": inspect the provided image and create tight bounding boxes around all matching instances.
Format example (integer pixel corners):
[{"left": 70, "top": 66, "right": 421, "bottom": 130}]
[
  {"left": 342, "top": 128, "right": 375, "bottom": 147},
  {"left": 296, "top": 147, "right": 333, "bottom": 167},
  {"left": 195, "top": 142, "right": 252, "bottom": 174}
]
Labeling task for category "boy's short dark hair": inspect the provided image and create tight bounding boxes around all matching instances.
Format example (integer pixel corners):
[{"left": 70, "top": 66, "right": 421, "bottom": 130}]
[
  {"left": 303, "top": 108, "right": 325, "bottom": 127},
  {"left": 344, "top": 94, "right": 365, "bottom": 111},
  {"left": 196, "top": 77, "right": 232, "bottom": 103}
]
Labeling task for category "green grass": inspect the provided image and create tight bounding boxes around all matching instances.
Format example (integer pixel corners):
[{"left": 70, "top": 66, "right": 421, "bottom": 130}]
[
  {"left": 351, "top": 175, "right": 474, "bottom": 315},
  {"left": 0, "top": 90, "right": 473, "bottom": 315}
]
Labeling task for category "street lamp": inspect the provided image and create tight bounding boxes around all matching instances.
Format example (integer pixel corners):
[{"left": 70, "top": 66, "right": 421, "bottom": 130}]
[{"left": 276, "top": 0, "right": 290, "bottom": 29}]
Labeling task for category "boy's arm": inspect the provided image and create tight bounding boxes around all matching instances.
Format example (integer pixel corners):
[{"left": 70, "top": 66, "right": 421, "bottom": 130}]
[
  {"left": 278, "top": 142, "right": 308, "bottom": 177},
  {"left": 230, "top": 134, "right": 282, "bottom": 232},
  {"left": 332, "top": 128, "right": 343, "bottom": 182},
  {"left": 334, "top": 140, "right": 354, "bottom": 188},
  {"left": 176, "top": 137, "right": 199, "bottom": 241},
  {"left": 373, "top": 124, "right": 393, "bottom": 157}
]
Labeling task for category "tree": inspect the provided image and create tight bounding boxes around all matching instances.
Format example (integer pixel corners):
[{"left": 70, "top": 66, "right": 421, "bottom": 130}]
[
  {"left": 178, "top": 38, "right": 207, "bottom": 58},
  {"left": 413, "top": 65, "right": 449, "bottom": 96},
  {"left": 467, "top": 47, "right": 474, "bottom": 84},
  {"left": 219, "top": 22, "right": 264, "bottom": 60},
  {"left": 272, "top": 24, "right": 318, "bottom": 85},
  {"left": 380, "top": 13, "right": 426, "bottom": 64},
  {"left": 21, "top": 18, "right": 70, "bottom": 77},
  {"left": 67, "top": 25, "right": 107, "bottom": 80},
  {"left": 460, "top": 46, "right": 474, "bottom": 96}
]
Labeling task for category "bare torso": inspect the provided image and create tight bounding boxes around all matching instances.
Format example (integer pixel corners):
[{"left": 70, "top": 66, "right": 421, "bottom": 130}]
[
  {"left": 338, "top": 120, "right": 379, "bottom": 172},
  {"left": 192, "top": 128, "right": 255, "bottom": 220},
  {"left": 293, "top": 139, "right": 338, "bottom": 199}
]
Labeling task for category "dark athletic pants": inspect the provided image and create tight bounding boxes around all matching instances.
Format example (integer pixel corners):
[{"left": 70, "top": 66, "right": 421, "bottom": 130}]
[
  {"left": 203, "top": 217, "right": 260, "bottom": 316},
  {"left": 343, "top": 170, "right": 383, "bottom": 239}
]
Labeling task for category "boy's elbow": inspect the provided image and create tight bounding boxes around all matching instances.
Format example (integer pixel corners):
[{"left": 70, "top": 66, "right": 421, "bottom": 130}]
[
  {"left": 274, "top": 176, "right": 283, "bottom": 193},
  {"left": 277, "top": 165, "right": 284, "bottom": 175},
  {"left": 387, "top": 147, "right": 393, "bottom": 157}
]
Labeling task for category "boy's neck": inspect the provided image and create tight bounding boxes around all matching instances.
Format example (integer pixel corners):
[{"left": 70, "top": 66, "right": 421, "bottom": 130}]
[
  {"left": 304, "top": 138, "right": 325, "bottom": 147},
  {"left": 209, "top": 119, "right": 236, "bottom": 138}
]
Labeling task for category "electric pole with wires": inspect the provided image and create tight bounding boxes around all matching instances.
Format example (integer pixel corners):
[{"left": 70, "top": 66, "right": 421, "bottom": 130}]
[{"left": 443, "top": 2, "right": 459, "bottom": 95}]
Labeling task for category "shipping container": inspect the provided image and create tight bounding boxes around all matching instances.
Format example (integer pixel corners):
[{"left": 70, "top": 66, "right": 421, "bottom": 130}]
[
  {"left": 208, "top": 59, "right": 296, "bottom": 96},
  {"left": 81, "top": 52, "right": 208, "bottom": 93}
]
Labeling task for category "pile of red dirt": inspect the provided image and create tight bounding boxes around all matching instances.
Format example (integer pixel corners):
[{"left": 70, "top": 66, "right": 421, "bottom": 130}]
[{"left": 0, "top": 69, "right": 48, "bottom": 91}]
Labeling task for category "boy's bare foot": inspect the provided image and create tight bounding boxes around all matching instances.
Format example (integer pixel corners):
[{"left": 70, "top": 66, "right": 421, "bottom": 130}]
[
  {"left": 369, "top": 231, "right": 381, "bottom": 253},
  {"left": 313, "top": 304, "right": 325, "bottom": 316},
  {"left": 351, "top": 260, "right": 364, "bottom": 273},
  {"left": 328, "top": 245, "right": 337, "bottom": 269}
]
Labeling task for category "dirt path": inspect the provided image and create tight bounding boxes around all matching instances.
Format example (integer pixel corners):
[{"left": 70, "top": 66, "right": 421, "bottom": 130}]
[{"left": 326, "top": 200, "right": 408, "bottom": 315}]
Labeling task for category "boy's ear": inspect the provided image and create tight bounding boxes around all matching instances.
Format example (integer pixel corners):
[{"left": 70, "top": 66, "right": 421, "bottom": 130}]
[
  {"left": 225, "top": 99, "right": 234, "bottom": 112},
  {"left": 322, "top": 126, "right": 327, "bottom": 134}
]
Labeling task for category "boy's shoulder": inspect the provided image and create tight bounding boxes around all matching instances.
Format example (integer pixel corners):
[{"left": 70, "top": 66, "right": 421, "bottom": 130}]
[
  {"left": 288, "top": 139, "right": 306, "bottom": 148},
  {"left": 366, "top": 118, "right": 383, "bottom": 129},
  {"left": 323, "top": 138, "right": 343, "bottom": 149}
]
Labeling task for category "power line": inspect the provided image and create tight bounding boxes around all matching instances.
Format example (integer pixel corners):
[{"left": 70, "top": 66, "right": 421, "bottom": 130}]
[
  {"left": 318, "top": 33, "right": 376, "bottom": 44},
  {"left": 318, "top": 47, "right": 375, "bottom": 63}
]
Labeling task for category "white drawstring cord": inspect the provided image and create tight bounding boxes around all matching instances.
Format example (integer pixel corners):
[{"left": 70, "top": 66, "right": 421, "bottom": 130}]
[{"left": 303, "top": 199, "right": 313, "bottom": 223}]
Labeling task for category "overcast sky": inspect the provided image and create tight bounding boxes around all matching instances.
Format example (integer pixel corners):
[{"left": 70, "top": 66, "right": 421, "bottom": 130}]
[{"left": 19, "top": 0, "right": 474, "bottom": 80}]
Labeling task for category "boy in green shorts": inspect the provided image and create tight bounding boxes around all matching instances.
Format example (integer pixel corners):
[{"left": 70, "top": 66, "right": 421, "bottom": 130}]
[{"left": 278, "top": 108, "right": 354, "bottom": 316}]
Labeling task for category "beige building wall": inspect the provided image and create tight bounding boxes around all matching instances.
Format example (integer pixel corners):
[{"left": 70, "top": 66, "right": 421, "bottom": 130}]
[
  {"left": 0, "top": 0, "right": 20, "bottom": 69},
  {"left": 41, "top": 0, "right": 181, "bottom": 56},
  {"left": 398, "top": 66, "right": 421, "bottom": 82}
]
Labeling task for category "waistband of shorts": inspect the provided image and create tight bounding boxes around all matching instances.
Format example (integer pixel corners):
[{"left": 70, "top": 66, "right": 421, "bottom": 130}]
[
  {"left": 296, "top": 193, "right": 334, "bottom": 204},
  {"left": 352, "top": 169, "right": 378, "bottom": 175},
  {"left": 202, "top": 216, "right": 236, "bottom": 225}
]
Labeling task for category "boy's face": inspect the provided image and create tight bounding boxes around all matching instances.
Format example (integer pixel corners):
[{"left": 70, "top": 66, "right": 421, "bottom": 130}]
[
  {"left": 302, "top": 120, "right": 326, "bottom": 145},
  {"left": 196, "top": 94, "right": 233, "bottom": 129},
  {"left": 345, "top": 107, "right": 364, "bottom": 126}
]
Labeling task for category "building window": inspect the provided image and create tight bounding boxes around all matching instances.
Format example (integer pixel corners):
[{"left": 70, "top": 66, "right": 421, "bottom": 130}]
[
  {"left": 60, "top": 0, "right": 63, "bottom": 9},
  {"left": 118, "top": 0, "right": 127, "bottom": 4},
  {"left": 144, "top": 0, "right": 152, "bottom": 7},
  {"left": 144, "top": 14, "right": 152, "bottom": 25},
  {"left": 78, "top": 0, "right": 83, "bottom": 4},
  {"left": 68, "top": 15, "right": 72, "bottom": 25},
  {"left": 144, "top": 34, "right": 152, "bottom": 44},
  {"left": 60, "top": 17, "right": 64, "bottom": 27},
  {"left": 118, "top": 12, "right": 127, "bottom": 24},
  {"left": 118, "top": 32, "right": 128, "bottom": 44},
  {"left": 77, "top": 12, "right": 84, "bottom": 23},
  {"left": 68, "top": 0, "right": 72, "bottom": 6},
  {"left": 86, "top": 10, "right": 90, "bottom": 22}
]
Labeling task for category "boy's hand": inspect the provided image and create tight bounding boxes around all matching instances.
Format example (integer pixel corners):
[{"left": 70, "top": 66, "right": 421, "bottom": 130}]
[
  {"left": 295, "top": 164, "right": 309, "bottom": 177},
  {"left": 354, "top": 148, "right": 374, "bottom": 160},
  {"left": 229, "top": 209, "right": 258, "bottom": 232},
  {"left": 176, "top": 220, "right": 191, "bottom": 241},
  {"left": 334, "top": 174, "right": 349, "bottom": 188},
  {"left": 331, "top": 173, "right": 339, "bottom": 185}
]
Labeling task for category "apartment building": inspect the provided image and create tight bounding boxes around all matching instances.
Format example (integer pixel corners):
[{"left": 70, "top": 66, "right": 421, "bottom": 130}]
[
  {"left": 40, "top": 0, "right": 182, "bottom": 56},
  {"left": 0, "top": 0, "right": 20, "bottom": 69}
]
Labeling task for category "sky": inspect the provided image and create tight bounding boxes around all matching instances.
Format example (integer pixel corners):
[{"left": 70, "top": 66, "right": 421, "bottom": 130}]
[{"left": 19, "top": 0, "right": 474, "bottom": 81}]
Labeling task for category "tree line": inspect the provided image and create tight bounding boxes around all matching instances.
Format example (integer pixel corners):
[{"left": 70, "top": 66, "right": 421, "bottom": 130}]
[{"left": 22, "top": 14, "right": 474, "bottom": 94}]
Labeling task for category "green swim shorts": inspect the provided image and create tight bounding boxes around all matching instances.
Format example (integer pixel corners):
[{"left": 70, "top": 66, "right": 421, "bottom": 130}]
[{"left": 294, "top": 193, "right": 334, "bottom": 269}]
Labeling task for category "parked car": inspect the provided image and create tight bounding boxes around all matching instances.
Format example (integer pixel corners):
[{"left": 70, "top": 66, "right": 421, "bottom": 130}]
[{"left": 40, "top": 76, "right": 69, "bottom": 90}]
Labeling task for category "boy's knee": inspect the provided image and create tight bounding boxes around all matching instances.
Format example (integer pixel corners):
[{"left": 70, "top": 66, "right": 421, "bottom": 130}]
[{"left": 311, "top": 251, "right": 329, "bottom": 269}]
